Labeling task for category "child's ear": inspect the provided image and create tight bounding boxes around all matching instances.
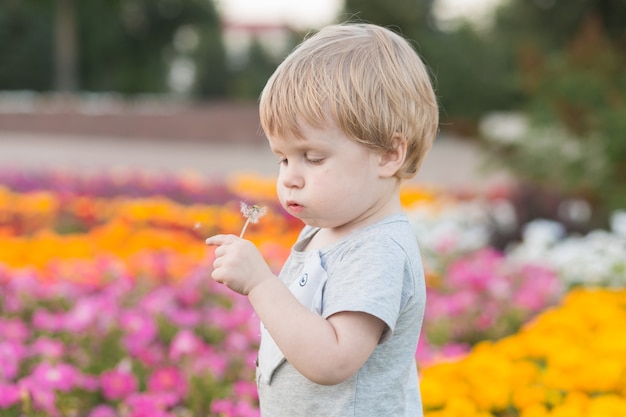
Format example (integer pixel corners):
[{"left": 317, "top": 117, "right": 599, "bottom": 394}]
[{"left": 378, "top": 133, "right": 407, "bottom": 178}]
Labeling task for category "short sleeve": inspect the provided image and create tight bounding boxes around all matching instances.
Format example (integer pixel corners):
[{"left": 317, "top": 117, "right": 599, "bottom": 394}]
[{"left": 321, "top": 236, "right": 411, "bottom": 340}]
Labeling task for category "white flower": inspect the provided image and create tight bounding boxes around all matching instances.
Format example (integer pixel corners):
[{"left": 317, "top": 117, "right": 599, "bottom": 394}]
[
  {"left": 239, "top": 202, "right": 267, "bottom": 238},
  {"left": 510, "top": 224, "right": 626, "bottom": 288},
  {"left": 407, "top": 201, "right": 491, "bottom": 272},
  {"left": 521, "top": 219, "right": 565, "bottom": 248},
  {"left": 611, "top": 210, "right": 626, "bottom": 238}
]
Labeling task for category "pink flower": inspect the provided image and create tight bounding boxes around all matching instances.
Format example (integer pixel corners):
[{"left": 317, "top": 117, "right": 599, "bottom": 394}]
[
  {"left": 100, "top": 368, "right": 138, "bottom": 400},
  {"left": 125, "top": 392, "right": 177, "bottom": 416},
  {"left": 147, "top": 366, "right": 187, "bottom": 402},
  {"left": 77, "top": 374, "right": 99, "bottom": 391},
  {"left": 29, "top": 337, "right": 65, "bottom": 359},
  {"left": 140, "top": 287, "right": 175, "bottom": 314},
  {"left": 30, "top": 362, "right": 80, "bottom": 392},
  {"left": 193, "top": 347, "right": 228, "bottom": 378},
  {"left": 0, "top": 318, "right": 30, "bottom": 342},
  {"left": 175, "top": 281, "right": 202, "bottom": 306},
  {"left": 133, "top": 344, "right": 166, "bottom": 367},
  {"left": 64, "top": 297, "right": 100, "bottom": 332},
  {"left": 0, "top": 341, "right": 26, "bottom": 380},
  {"left": 169, "top": 329, "right": 204, "bottom": 361},
  {"left": 513, "top": 264, "right": 563, "bottom": 312},
  {"left": 167, "top": 308, "right": 201, "bottom": 327},
  {"left": 120, "top": 310, "right": 157, "bottom": 339},
  {"left": 0, "top": 381, "right": 21, "bottom": 408},
  {"left": 32, "top": 309, "right": 64, "bottom": 332},
  {"left": 211, "top": 398, "right": 260, "bottom": 417},
  {"left": 211, "top": 398, "right": 236, "bottom": 416},
  {"left": 233, "top": 380, "right": 258, "bottom": 401},
  {"left": 120, "top": 310, "right": 158, "bottom": 352},
  {"left": 447, "top": 248, "right": 504, "bottom": 292},
  {"left": 225, "top": 332, "right": 252, "bottom": 352},
  {"left": 232, "top": 399, "right": 260, "bottom": 417},
  {"left": 19, "top": 381, "right": 59, "bottom": 417},
  {"left": 88, "top": 405, "right": 117, "bottom": 417},
  {"left": 446, "top": 290, "right": 478, "bottom": 317}
]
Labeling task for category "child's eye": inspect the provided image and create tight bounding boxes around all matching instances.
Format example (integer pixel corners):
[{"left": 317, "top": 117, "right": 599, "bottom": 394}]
[
  {"left": 278, "top": 158, "right": 288, "bottom": 166},
  {"left": 305, "top": 156, "right": 325, "bottom": 165}
]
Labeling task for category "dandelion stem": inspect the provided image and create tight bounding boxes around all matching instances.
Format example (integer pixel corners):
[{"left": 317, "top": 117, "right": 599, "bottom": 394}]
[{"left": 240, "top": 218, "right": 252, "bottom": 238}]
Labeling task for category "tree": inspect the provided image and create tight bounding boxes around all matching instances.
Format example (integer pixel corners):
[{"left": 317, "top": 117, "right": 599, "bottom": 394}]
[
  {"left": 492, "top": 0, "right": 626, "bottom": 52},
  {"left": 76, "top": 0, "right": 226, "bottom": 95},
  {"left": 225, "top": 38, "right": 282, "bottom": 100},
  {"left": 55, "top": 0, "right": 78, "bottom": 91},
  {"left": 0, "top": 0, "right": 228, "bottom": 96},
  {"left": 342, "top": 0, "right": 436, "bottom": 36},
  {"left": 342, "top": 0, "right": 519, "bottom": 135},
  {"left": 194, "top": 23, "right": 231, "bottom": 98},
  {"left": 0, "top": 1, "right": 54, "bottom": 90},
  {"left": 485, "top": 0, "right": 626, "bottom": 225}
]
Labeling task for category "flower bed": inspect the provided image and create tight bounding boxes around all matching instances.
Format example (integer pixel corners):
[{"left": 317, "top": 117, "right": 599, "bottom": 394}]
[
  {"left": 0, "top": 169, "right": 621, "bottom": 416},
  {"left": 0, "top": 268, "right": 259, "bottom": 416},
  {"left": 421, "top": 288, "right": 626, "bottom": 417}
]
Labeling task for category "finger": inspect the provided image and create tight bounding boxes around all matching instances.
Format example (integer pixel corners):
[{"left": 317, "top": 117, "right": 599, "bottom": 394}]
[
  {"left": 213, "top": 245, "right": 227, "bottom": 258},
  {"left": 205, "top": 234, "right": 237, "bottom": 246},
  {"left": 211, "top": 268, "right": 226, "bottom": 285},
  {"left": 205, "top": 234, "right": 226, "bottom": 246}
]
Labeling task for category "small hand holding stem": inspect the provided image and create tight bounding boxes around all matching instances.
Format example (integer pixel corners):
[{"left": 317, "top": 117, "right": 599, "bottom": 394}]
[{"left": 205, "top": 202, "right": 270, "bottom": 295}]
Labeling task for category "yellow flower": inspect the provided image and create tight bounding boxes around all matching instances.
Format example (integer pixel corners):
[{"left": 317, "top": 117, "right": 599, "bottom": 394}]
[
  {"left": 420, "top": 288, "right": 626, "bottom": 415},
  {"left": 512, "top": 384, "right": 546, "bottom": 410},
  {"left": 519, "top": 404, "right": 550, "bottom": 417},
  {"left": 399, "top": 184, "right": 440, "bottom": 209},
  {"left": 227, "top": 174, "right": 276, "bottom": 201},
  {"left": 588, "top": 395, "right": 626, "bottom": 417}
]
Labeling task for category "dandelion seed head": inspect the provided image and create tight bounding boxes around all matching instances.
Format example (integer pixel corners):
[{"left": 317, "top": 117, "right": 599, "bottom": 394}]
[{"left": 240, "top": 202, "right": 267, "bottom": 224}]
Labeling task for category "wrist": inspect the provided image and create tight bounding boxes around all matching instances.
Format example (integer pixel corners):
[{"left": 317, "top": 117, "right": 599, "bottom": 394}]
[{"left": 248, "top": 272, "right": 279, "bottom": 300}]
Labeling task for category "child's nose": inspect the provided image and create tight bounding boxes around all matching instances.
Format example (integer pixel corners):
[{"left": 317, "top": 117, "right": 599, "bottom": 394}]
[{"left": 280, "top": 164, "right": 304, "bottom": 188}]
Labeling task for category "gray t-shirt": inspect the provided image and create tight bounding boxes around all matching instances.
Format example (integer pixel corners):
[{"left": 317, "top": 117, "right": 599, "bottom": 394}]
[{"left": 257, "top": 214, "right": 426, "bottom": 417}]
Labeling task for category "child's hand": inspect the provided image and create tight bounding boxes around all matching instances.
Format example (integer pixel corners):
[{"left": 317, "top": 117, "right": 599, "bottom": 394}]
[{"left": 205, "top": 234, "right": 273, "bottom": 295}]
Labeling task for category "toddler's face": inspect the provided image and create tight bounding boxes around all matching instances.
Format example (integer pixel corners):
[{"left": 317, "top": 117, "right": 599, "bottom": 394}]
[{"left": 267, "top": 120, "right": 394, "bottom": 235}]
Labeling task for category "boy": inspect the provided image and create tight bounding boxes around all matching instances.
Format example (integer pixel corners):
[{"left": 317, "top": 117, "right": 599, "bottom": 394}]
[{"left": 206, "top": 22, "right": 438, "bottom": 416}]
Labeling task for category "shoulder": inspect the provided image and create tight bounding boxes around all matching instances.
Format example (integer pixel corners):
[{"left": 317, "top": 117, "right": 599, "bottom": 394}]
[
  {"left": 340, "top": 215, "right": 419, "bottom": 259},
  {"left": 321, "top": 215, "right": 422, "bottom": 279}
]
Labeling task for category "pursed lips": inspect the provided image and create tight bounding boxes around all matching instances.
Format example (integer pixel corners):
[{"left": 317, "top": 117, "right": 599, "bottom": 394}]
[{"left": 285, "top": 200, "right": 304, "bottom": 213}]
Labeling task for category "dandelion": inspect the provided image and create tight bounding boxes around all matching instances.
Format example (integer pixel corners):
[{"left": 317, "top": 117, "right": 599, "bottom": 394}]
[{"left": 239, "top": 202, "right": 267, "bottom": 238}]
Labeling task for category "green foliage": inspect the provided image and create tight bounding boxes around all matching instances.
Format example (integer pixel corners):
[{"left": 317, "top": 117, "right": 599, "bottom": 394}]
[
  {"left": 493, "top": 0, "right": 626, "bottom": 50},
  {"left": 76, "top": 0, "right": 224, "bottom": 94},
  {"left": 0, "top": 0, "right": 228, "bottom": 95},
  {"left": 342, "top": 0, "right": 521, "bottom": 135},
  {"left": 342, "top": 0, "right": 434, "bottom": 31},
  {"left": 0, "top": 2, "right": 54, "bottom": 90},
  {"left": 193, "top": 24, "right": 230, "bottom": 98},
  {"left": 486, "top": 15, "right": 626, "bottom": 219},
  {"left": 420, "top": 26, "right": 523, "bottom": 125},
  {"left": 228, "top": 39, "right": 280, "bottom": 100}
]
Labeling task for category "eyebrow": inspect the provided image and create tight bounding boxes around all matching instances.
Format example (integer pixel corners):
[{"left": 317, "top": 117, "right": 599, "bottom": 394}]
[{"left": 269, "top": 136, "right": 316, "bottom": 154}]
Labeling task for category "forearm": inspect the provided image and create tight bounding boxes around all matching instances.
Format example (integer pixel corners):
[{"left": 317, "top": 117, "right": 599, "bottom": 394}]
[{"left": 248, "top": 276, "right": 353, "bottom": 385}]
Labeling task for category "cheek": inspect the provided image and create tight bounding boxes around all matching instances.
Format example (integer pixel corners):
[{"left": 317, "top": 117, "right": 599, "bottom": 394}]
[
  {"left": 312, "top": 174, "right": 355, "bottom": 203},
  {"left": 276, "top": 182, "right": 286, "bottom": 201}
]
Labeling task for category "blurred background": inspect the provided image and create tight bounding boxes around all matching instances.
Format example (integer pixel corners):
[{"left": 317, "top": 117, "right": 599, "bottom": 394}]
[
  {"left": 0, "top": 0, "right": 625, "bottom": 232},
  {"left": 0, "top": 3, "right": 625, "bottom": 415}
]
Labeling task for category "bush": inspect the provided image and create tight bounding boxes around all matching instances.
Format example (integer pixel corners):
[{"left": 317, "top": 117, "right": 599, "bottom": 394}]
[{"left": 481, "top": 16, "right": 626, "bottom": 226}]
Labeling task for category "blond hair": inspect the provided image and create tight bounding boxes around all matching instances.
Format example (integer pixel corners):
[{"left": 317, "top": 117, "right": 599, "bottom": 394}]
[{"left": 259, "top": 23, "right": 439, "bottom": 178}]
